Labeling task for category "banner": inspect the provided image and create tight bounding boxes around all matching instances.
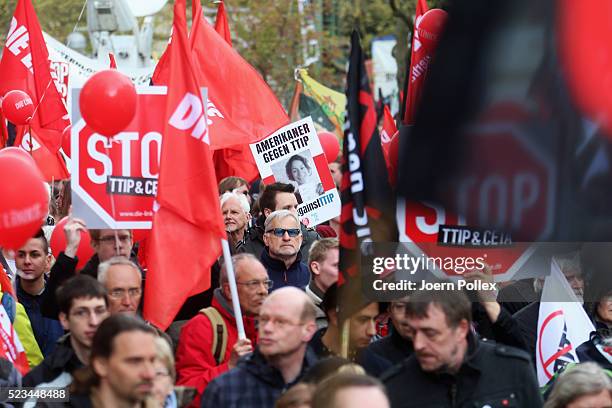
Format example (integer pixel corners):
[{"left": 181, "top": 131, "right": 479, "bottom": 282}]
[
  {"left": 71, "top": 87, "right": 166, "bottom": 229},
  {"left": 297, "top": 69, "right": 346, "bottom": 139},
  {"left": 0, "top": 304, "right": 29, "bottom": 375},
  {"left": 536, "top": 260, "right": 595, "bottom": 386},
  {"left": 372, "top": 35, "right": 399, "bottom": 115},
  {"left": 250, "top": 116, "right": 340, "bottom": 227}
]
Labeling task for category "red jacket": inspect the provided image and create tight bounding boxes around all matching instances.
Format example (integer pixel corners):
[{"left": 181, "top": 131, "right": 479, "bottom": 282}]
[{"left": 175, "top": 290, "right": 258, "bottom": 407}]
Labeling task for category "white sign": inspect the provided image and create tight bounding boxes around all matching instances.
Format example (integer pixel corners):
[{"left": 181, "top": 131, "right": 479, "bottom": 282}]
[{"left": 250, "top": 117, "right": 340, "bottom": 227}]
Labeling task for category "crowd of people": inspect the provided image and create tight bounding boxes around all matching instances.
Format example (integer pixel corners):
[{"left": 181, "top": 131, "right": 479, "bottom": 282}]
[{"left": 0, "top": 167, "right": 611, "bottom": 408}]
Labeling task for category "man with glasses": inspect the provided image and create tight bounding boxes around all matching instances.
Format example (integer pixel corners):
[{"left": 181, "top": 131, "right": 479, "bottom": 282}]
[
  {"left": 260, "top": 210, "right": 310, "bottom": 291},
  {"left": 23, "top": 275, "right": 109, "bottom": 392},
  {"left": 81, "top": 229, "right": 137, "bottom": 279},
  {"left": 97, "top": 257, "right": 143, "bottom": 316},
  {"left": 202, "top": 287, "right": 319, "bottom": 407},
  {"left": 176, "top": 253, "right": 269, "bottom": 407}
]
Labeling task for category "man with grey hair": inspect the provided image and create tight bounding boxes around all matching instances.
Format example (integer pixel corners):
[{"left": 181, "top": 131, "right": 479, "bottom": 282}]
[
  {"left": 202, "top": 287, "right": 319, "bottom": 407},
  {"left": 544, "top": 362, "right": 612, "bottom": 408},
  {"left": 220, "top": 191, "right": 251, "bottom": 252},
  {"left": 97, "top": 257, "right": 142, "bottom": 316},
  {"left": 260, "top": 210, "right": 310, "bottom": 291},
  {"left": 175, "top": 253, "right": 269, "bottom": 406}
]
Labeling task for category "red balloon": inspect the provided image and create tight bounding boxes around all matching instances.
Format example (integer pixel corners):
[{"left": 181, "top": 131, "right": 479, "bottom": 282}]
[
  {"left": 418, "top": 9, "right": 448, "bottom": 53},
  {"left": 61, "top": 126, "right": 71, "bottom": 157},
  {"left": 49, "top": 217, "right": 94, "bottom": 269},
  {"left": 0, "top": 155, "right": 48, "bottom": 250},
  {"left": 0, "top": 146, "right": 35, "bottom": 164},
  {"left": 2, "top": 90, "right": 34, "bottom": 125},
  {"left": 558, "top": 0, "right": 612, "bottom": 136},
  {"left": 318, "top": 131, "right": 340, "bottom": 163},
  {"left": 79, "top": 70, "right": 137, "bottom": 137}
]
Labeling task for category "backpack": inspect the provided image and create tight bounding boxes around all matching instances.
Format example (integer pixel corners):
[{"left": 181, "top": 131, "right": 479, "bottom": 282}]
[{"left": 199, "top": 307, "right": 228, "bottom": 366}]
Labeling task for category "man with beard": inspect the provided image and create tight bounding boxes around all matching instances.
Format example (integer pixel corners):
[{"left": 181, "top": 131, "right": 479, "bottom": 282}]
[
  {"left": 220, "top": 192, "right": 251, "bottom": 252},
  {"left": 201, "top": 287, "right": 318, "bottom": 407},
  {"left": 382, "top": 287, "right": 542, "bottom": 407}
]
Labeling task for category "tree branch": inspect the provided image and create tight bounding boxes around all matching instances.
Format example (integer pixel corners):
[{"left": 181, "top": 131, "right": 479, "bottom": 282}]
[{"left": 388, "top": 0, "right": 411, "bottom": 28}]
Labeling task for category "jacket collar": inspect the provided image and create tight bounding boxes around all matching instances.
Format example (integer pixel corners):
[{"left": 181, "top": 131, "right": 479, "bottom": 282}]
[
  {"left": 261, "top": 248, "right": 303, "bottom": 271},
  {"left": 241, "top": 347, "right": 318, "bottom": 388}
]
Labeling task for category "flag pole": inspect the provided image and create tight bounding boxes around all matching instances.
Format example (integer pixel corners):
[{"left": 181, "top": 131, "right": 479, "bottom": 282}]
[{"left": 221, "top": 239, "right": 246, "bottom": 339}]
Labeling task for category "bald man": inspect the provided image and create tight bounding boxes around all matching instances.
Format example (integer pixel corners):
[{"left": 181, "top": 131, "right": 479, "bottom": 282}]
[{"left": 202, "top": 287, "right": 319, "bottom": 408}]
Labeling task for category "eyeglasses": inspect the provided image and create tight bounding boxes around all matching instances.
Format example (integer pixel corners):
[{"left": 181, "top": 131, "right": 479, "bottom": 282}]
[
  {"left": 265, "top": 228, "right": 301, "bottom": 237},
  {"left": 237, "top": 279, "right": 274, "bottom": 290},
  {"left": 109, "top": 288, "right": 142, "bottom": 299},
  {"left": 96, "top": 234, "right": 132, "bottom": 244}
]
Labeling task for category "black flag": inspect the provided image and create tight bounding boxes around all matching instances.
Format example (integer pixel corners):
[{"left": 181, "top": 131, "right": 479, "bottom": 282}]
[{"left": 338, "top": 30, "right": 398, "bottom": 321}]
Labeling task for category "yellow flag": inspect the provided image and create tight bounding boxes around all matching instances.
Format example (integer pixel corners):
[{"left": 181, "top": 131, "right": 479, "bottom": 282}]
[{"left": 298, "top": 69, "right": 346, "bottom": 139}]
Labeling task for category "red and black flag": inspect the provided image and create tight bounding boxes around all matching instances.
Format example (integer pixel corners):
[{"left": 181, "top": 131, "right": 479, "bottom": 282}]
[{"left": 338, "top": 30, "right": 398, "bottom": 321}]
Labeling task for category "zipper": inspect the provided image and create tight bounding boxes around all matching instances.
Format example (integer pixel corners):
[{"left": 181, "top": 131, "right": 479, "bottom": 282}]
[{"left": 450, "top": 382, "right": 457, "bottom": 407}]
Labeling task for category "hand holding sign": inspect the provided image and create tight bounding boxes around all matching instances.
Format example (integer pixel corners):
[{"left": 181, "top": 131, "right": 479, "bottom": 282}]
[{"left": 50, "top": 216, "right": 93, "bottom": 269}]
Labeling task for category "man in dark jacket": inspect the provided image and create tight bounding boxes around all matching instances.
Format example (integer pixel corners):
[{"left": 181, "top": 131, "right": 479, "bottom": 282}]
[
  {"left": 237, "top": 182, "right": 319, "bottom": 259},
  {"left": 362, "top": 298, "right": 414, "bottom": 366},
  {"left": 383, "top": 287, "right": 542, "bottom": 407},
  {"left": 80, "top": 228, "right": 138, "bottom": 279},
  {"left": 259, "top": 210, "right": 310, "bottom": 290},
  {"left": 201, "top": 287, "right": 319, "bottom": 407},
  {"left": 15, "top": 229, "right": 68, "bottom": 356},
  {"left": 23, "top": 275, "right": 109, "bottom": 389}
]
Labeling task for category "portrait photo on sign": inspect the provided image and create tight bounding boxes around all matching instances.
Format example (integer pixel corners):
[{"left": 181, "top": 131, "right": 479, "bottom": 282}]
[{"left": 272, "top": 151, "right": 324, "bottom": 203}]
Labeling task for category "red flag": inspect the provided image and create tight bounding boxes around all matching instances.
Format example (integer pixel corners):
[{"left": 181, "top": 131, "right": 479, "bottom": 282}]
[
  {"left": 13, "top": 128, "right": 69, "bottom": 181},
  {"left": 152, "top": 1, "right": 289, "bottom": 151},
  {"left": 210, "top": 0, "right": 257, "bottom": 182},
  {"left": 144, "top": 0, "right": 226, "bottom": 330},
  {"left": 0, "top": 0, "right": 69, "bottom": 152},
  {"left": 214, "top": 1, "right": 232, "bottom": 46},
  {"left": 380, "top": 104, "right": 397, "bottom": 161},
  {"left": 108, "top": 52, "right": 117, "bottom": 69},
  {"left": 403, "top": 0, "right": 429, "bottom": 124}
]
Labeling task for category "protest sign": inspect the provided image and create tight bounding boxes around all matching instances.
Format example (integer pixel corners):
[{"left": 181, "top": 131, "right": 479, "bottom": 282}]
[
  {"left": 250, "top": 117, "right": 340, "bottom": 226},
  {"left": 71, "top": 86, "right": 168, "bottom": 229}
]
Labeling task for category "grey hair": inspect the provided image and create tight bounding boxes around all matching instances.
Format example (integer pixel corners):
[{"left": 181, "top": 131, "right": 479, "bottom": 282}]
[
  {"left": 264, "top": 209, "right": 300, "bottom": 231},
  {"left": 98, "top": 256, "right": 140, "bottom": 286},
  {"left": 553, "top": 251, "right": 582, "bottom": 276},
  {"left": 219, "top": 253, "right": 262, "bottom": 287},
  {"left": 544, "top": 362, "right": 612, "bottom": 408},
  {"left": 220, "top": 191, "right": 250, "bottom": 213}
]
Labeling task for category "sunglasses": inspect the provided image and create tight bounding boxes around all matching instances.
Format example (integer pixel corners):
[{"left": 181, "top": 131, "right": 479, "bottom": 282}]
[{"left": 265, "top": 228, "right": 301, "bottom": 237}]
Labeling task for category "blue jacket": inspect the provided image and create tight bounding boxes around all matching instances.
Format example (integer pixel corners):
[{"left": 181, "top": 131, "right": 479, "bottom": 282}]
[
  {"left": 260, "top": 249, "right": 310, "bottom": 291},
  {"left": 16, "top": 278, "right": 64, "bottom": 357}
]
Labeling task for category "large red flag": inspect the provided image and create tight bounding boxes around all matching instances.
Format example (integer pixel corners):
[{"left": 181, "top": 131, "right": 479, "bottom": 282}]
[
  {"left": 214, "top": 1, "right": 232, "bottom": 46},
  {"left": 403, "top": 0, "right": 429, "bottom": 124},
  {"left": 151, "top": 1, "right": 289, "bottom": 151},
  {"left": 210, "top": 0, "right": 258, "bottom": 182},
  {"left": 0, "top": 0, "right": 69, "bottom": 152},
  {"left": 13, "top": 128, "right": 69, "bottom": 181},
  {"left": 144, "top": 0, "right": 226, "bottom": 330}
]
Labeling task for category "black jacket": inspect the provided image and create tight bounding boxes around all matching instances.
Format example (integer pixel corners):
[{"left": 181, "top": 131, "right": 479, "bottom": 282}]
[
  {"left": 201, "top": 348, "right": 318, "bottom": 408},
  {"left": 41, "top": 252, "right": 78, "bottom": 319},
  {"left": 362, "top": 325, "right": 414, "bottom": 366},
  {"left": 22, "top": 334, "right": 83, "bottom": 387},
  {"left": 382, "top": 335, "right": 543, "bottom": 408}
]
